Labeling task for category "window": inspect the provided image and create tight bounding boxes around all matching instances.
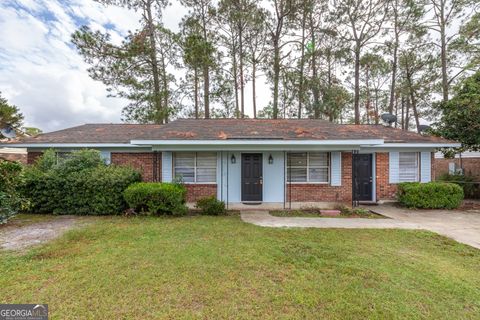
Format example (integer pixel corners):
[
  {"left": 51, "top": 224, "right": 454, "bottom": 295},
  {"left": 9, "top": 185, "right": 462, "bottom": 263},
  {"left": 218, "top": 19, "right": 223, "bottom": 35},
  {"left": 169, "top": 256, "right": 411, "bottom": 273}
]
[
  {"left": 174, "top": 152, "right": 217, "bottom": 183},
  {"left": 56, "top": 152, "right": 71, "bottom": 164},
  {"left": 287, "top": 152, "right": 329, "bottom": 183},
  {"left": 399, "top": 152, "right": 419, "bottom": 182}
]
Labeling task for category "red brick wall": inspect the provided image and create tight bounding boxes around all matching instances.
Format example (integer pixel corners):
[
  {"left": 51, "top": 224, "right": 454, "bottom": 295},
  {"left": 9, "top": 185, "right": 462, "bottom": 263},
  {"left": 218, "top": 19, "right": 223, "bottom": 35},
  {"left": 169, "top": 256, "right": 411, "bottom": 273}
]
[
  {"left": 184, "top": 184, "right": 217, "bottom": 202},
  {"left": 375, "top": 152, "right": 397, "bottom": 200},
  {"left": 0, "top": 153, "right": 27, "bottom": 163},
  {"left": 111, "top": 152, "right": 161, "bottom": 182},
  {"left": 27, "top": 152, "right": 43, "bottom": 164},
  {"left": 286, "top": 152, "right": 352, "bottom": 203},
  {"left": 434, "top": 157, "right": 480, "bottom": 179}
]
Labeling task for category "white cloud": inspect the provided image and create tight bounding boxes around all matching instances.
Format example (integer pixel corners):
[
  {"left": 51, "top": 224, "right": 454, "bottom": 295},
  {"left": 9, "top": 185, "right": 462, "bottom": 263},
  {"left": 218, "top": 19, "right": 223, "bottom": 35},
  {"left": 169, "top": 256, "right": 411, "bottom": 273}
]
[{"left": 0, "top": 0, "right": 139, "bottom": 132}]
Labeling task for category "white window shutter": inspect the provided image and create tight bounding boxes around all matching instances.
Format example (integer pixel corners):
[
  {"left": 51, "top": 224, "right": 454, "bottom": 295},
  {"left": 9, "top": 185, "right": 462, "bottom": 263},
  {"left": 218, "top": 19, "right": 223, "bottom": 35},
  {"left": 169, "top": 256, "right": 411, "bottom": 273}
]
[
  {"left": 330, "top": 152, "right": 342, "bottom": 186},
  {"left": 420, "top": 152, "right": 431, "bottom": 183},
  {"left": 389, "top": 152, "right": 399, "bottom": 184},
  {"left": 162, "top": 152, "right": 173, "bottom": 182}
]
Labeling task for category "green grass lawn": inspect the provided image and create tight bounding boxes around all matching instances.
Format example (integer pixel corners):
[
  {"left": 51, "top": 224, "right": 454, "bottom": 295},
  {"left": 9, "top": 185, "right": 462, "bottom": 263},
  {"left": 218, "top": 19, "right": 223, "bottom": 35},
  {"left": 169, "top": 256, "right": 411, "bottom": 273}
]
[{"left": 1, "top": 215, "right": 479, "bottom": 319}]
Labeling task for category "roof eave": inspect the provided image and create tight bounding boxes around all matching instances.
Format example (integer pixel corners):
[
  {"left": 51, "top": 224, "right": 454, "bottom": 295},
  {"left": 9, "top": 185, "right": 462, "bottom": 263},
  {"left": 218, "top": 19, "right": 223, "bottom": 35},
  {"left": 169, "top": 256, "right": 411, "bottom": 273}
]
[
  {"left": 0, "top": 143, "right": 139, "bottom": 148},
  {"left": 130, "top": 139, "right": 385, "bottom": 146},
  {"left": 374, "top": 142, "right": 461, "bottom": 148}
]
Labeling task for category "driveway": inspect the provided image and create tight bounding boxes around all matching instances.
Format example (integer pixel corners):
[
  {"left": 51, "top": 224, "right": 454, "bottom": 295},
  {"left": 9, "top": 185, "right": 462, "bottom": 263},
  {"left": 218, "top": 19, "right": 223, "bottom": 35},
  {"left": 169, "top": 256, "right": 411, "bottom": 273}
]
[
  {"left": 365, "top": 204, "right": 480, "bottom": 249},
  {"left": 241, "top": 204, "right": 480, "bottom": 249}
]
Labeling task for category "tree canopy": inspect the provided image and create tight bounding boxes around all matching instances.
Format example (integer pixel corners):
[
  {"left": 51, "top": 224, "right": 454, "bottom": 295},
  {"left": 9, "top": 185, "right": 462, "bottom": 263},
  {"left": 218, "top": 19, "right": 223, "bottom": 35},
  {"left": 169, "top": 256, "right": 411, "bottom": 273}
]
[
  {"left": 432, "top": 71, "right": 480, "bottom": 152},
  {"left": 0, "top": 93, "right": 24, "bottom": 139},
  {"left": 70, "top": 0, "right": 479, "bottom": 129}
]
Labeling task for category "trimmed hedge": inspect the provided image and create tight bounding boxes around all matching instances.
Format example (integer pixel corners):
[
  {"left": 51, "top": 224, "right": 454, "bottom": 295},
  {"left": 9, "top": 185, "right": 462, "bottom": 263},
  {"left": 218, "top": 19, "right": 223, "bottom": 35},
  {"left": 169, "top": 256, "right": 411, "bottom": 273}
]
[
  {"left": 123, "top": 182, "right": 188, "bottom": 216},
  {"left": 22, "top": 149, "right": 141, "bottom": 215},
  {"left": 397, "top": 182, "right": 464, "bottom": 209},
  {"left": 195, "top": 196, "right": 226, "bottom": 215}
]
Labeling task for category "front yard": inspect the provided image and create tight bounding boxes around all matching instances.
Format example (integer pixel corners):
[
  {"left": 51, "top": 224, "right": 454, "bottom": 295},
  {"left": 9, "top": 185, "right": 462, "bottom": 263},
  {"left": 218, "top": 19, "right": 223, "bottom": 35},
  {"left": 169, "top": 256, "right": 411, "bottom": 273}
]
[{"left": 1, "top": 214, "right": 479, "bottom": 319}]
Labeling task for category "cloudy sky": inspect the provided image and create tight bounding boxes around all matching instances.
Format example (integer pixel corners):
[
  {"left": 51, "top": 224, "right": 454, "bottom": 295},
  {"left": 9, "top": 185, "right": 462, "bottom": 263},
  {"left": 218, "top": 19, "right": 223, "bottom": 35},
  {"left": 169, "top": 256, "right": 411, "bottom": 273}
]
[{"left": 0, "top": 0, "right": 196, "bottom": 133}]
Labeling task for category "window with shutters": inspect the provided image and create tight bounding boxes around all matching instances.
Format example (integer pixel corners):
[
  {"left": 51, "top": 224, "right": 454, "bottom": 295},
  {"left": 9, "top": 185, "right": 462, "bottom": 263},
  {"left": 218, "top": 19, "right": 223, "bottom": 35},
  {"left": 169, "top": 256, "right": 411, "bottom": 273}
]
[
  {"left": 287, "top": 152, "right": 329, "bottom": 183},
  {"left": 398, "top": 152, "right": 419, "bottom": 182},
  {"left": 173, "top": 152, "right": 217, "bottom": 183}
]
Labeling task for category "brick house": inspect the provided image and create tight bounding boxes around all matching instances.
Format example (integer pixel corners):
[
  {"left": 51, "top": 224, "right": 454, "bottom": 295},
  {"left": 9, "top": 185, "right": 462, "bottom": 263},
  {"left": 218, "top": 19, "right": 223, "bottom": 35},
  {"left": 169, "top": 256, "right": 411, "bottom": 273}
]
[
  {"left": 434, "top": 151, "right": 480, "bottom": 179},
  {"left": 3, "top": 119, "right": 459, "bottom": 209}
]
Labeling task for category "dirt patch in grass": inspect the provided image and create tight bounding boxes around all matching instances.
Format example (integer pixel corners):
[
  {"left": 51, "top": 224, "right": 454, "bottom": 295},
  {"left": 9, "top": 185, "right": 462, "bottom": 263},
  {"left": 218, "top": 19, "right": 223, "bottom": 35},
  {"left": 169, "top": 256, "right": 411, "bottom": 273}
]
[
  {"left": 271, "top": 208, "right": 385, "bottom": 219},
  {"left": 459, "top": 200, "right": 480, "bottom": 212},
  {"left": 0, "top": 214, "right": 95, "bottom": 251}
]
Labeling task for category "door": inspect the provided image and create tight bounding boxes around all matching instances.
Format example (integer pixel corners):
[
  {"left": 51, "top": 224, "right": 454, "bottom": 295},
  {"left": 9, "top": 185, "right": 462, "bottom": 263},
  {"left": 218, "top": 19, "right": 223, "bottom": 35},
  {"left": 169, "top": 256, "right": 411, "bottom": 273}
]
[
  {"left": 353, "top": 154, "right": 373, "bottom": 201},
  {"left": 241, "top": 153, "right": 263, "bottom": 202}
]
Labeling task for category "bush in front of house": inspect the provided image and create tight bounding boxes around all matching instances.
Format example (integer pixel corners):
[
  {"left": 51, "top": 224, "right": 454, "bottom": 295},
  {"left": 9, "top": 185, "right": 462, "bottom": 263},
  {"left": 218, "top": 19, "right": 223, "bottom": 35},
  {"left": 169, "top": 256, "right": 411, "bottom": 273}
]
[
  {"left": 438, "top": 173, "right": 479, "bottom": 199},
  {"left": 0, "top": 160, "right": 27, "bottom": 223},
  {"left": 123, "top": 182, "right": 188, "bottom": 216},
  {"left": 397, "top": 182, "right": 464, "bottom": 209},
  {"left": 195, "top": 196, "right": 226, "bottom": 215},
  {"left": 22, "top": 149, "right": 141, "bottom": 215}
]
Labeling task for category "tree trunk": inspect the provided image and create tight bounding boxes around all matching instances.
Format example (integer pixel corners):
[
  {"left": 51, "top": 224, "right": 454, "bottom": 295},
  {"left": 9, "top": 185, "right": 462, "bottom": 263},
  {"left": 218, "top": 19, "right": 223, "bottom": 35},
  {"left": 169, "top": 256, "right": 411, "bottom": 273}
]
[
  {"left": 389, "top": 35, "right": 398, "bottom": 116},
  {"left": 406, "top": 69, "right": 420, "bottom": 132},
  {"left": 309, "top": 13, "right": 320, "bottom": 119},
  {"left": 238, "top": 24, "right": 245, "bottom": 118},
  {"left": 297, "top": 6, "right": 307, "bottom": 119},
  {"left": 252, "top": 59, "right": 257, "bottom": 118},
  {"left": 405, "top": 95, "right": 410, "bottom": 130},
  {"left": 232, "top": 44, "right": 239, "bottom": 118},
  {"left": 160, "top": 48, "right": 169, "bottom": 123},
  {"left": 440, "top": 18, "right": 449, "bottom": 102},
  {"left": 145, "top": 1, "right": 163, "bottom": 123},
  {"left": 388, "top": 4, "right": 399, "bottom": 117},
  {"left": 354, "top": 45, "right": 361, "bottom": 124},
  {"left": 409, "top": 87, "right": 421, "bottom": 133},
  {"left": 272, "top": 42, "right": 280, "bottom": 119},
  {"left": 201, "top": 13, "right": 210, "bottom": 118},
  {"left": 365, "top": 65, "right": 371, "bottom": 124},
  {"left": 194, "top": 68, "right": 199, "bottom": 119}
]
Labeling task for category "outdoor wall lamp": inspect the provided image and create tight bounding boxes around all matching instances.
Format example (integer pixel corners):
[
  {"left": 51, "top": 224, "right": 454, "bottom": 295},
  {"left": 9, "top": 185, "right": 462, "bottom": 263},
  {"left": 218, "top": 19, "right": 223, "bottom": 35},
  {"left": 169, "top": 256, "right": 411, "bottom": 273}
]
[
  {"left": 231, "top": 154, "right": 236, "bottom": 164},
  {"left": 268, "top": 154, "right": 274, "bottom": 164}
]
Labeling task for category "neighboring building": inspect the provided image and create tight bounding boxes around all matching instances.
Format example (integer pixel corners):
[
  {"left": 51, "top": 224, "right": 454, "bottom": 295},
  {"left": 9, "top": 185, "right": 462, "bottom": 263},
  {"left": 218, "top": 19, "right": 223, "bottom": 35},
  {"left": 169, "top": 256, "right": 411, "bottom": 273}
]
[
  {"left": 0, "top": 147, "right": 27, "bottom": 163},
  {"left": 434, "top": 151, "right": 480, "bottom": 179},
  {"left": 1, "top": 119, "right": 459, "bottom": 209}
]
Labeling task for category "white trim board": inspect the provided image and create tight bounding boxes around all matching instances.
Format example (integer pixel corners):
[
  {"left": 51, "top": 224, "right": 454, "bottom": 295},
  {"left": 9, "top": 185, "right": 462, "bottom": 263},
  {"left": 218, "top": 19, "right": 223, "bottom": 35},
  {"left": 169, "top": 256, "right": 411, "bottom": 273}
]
[
  {"left": 131, "top": 139, "right": 385, "bottom": 146},
  {"left": 3, "top": 143, "right": 139, "bottom": 148}
]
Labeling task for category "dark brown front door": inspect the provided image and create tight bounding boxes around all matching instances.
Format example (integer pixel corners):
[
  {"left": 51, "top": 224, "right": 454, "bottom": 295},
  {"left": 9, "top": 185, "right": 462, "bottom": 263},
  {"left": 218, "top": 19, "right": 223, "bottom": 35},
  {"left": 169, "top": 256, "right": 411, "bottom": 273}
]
[
  {"left": 242, "top": 153, "right": 263, "bottom": 202},
  {"left": 353, "top": 154, "right": 373, "bottom": 201}
]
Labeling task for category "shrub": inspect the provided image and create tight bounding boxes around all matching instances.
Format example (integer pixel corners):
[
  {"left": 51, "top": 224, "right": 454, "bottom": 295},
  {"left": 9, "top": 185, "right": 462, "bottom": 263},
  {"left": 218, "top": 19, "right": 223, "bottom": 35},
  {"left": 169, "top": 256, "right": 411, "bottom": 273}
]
[
  {"left": 438, "top": 173, "right": 479, "bottom": 199},
  {"left": 397, "top": 182, "right": 464, "bottom": 209},
  {"left": 0, "top": 160, "right": 27, "bottom": 223},
  {"left": 195, "top": 196, "right": 226, "bottom": 215},
  {"left": 123, "top": 182, "right": 188, "bottom": 216},
  {"left": 21, "top": 150, "right": 141, "bottom": 215}
]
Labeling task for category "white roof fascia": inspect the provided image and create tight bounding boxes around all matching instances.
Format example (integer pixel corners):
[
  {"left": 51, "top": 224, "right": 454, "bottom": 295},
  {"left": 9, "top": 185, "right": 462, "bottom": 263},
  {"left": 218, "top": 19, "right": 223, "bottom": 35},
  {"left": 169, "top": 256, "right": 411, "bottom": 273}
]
[
  {"left": 370, "top": 142, "right": 461, "bottom": 148},
  {"left": 1, "top": 143, "right": 140, "bottom": 148},
  {"left": 131, "top": 139, "right": 384, "bottom": 146}
]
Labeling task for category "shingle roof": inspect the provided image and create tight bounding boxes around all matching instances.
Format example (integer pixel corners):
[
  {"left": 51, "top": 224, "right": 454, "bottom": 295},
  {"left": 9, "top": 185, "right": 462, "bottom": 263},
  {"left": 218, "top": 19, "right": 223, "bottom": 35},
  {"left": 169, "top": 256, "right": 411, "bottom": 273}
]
[
  {"left": 18, "top": 124, "right": 163, "bottom": 144},
  {"left": 132, "top": 119, "right": 454, "bottom": 144},
  {"left": 11, "top": 119, "right": 454, "bottom": 144}
]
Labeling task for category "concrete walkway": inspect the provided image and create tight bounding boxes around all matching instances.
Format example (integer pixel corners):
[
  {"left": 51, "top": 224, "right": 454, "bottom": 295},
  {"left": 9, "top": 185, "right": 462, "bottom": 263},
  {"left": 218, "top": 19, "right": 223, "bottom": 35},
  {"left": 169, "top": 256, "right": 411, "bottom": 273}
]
[
  {"left": 240, "top": 204, "right": 480, "bottom": 249},
  {"left": 240, "top": 211, "right": 422, "bottom": 229}
]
